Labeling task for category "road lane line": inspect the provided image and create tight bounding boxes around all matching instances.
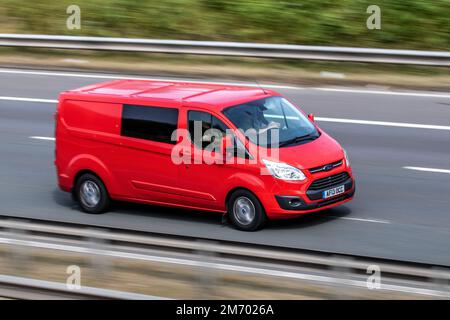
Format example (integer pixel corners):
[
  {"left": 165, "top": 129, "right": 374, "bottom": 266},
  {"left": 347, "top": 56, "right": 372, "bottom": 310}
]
[
  {"left": 315, "top": 87, "right": 450, "bottom": 99},
  {"left": 29, "top": 136, "right": 55, "bottom": 141},
  {"left": 5, "top": 96, "right": 445, "bottom": 131},
  {"left": 0, "top": 96, "right": 57, "bottom": 103},
  {"left": 0, "top": 69, "right": 300, "bottom": 90},
  {"left": 323, "top": 215, "right": 390, "bottom": 224},
  {"left": 1, "top": 68, "right": 450, "bottom": 98},
  {"left": 334, "top": 217, "right": 390, "bottom": 224},
  {"left": 403, "top": 166, "right": 450, "bottom": 174},
  {"left": 316, "top": 117, "right": 450, "bottom": 131}
]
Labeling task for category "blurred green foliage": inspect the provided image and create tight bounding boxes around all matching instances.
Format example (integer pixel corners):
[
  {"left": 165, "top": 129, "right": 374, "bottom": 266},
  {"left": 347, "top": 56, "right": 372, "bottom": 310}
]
[{"left": 0, "top": 0, "right": 448, "bottom": 50}]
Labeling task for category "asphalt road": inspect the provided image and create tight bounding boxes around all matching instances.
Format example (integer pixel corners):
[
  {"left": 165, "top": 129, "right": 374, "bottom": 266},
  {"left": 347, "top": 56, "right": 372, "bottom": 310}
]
[{"left": 0, "top": 68, "right": 450, "bottom": 265}]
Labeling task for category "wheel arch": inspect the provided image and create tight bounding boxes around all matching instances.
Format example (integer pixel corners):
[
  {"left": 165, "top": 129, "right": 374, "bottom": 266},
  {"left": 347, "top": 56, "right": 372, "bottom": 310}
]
[
  {"left": 67, "top": 154, "right": 116, "bottom": 195},
  {"left": 225, "top": 187, "right": 265, "bottom": 213}
]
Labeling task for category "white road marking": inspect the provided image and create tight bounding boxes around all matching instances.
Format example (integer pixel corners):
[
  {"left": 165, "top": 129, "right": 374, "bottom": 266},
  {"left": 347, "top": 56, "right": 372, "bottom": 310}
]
[
  {"left": 0, "top": 96, "right": 57, "bottom": 104},
  {"left": 25, "top": 114, "right": 450, "bottom": 145},
  {"left": 316, "top": 117, "right": 450, "bottom": 131},
  {"left": 29, "top": 136, "right": 55, "bottom": 141},
  {"left": 403, "top": 166, "right": 450, "bottom": 174},
  {"left": 1, "top": 68, "right": 450, "bottom": 98},
  {"left": 2, "top": 101, "right": 443, "bottom": 134},
  {"left": 0, "top": 68, "right": 300, "bottom": 90},
  {"left": 333, "top": 217, "right": 390, "bottom": 224},
  {"left": 315, "top": 87, "right": 450, "bottom": 99},
  {"left": 339, "top": 217, "right": 391, "bottom": 224}
]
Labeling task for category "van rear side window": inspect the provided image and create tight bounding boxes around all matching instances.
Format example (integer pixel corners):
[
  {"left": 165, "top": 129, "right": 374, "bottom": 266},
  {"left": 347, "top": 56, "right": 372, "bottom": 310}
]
[{"left": 121, "top": 105, "right": 178, "bottom": 144}]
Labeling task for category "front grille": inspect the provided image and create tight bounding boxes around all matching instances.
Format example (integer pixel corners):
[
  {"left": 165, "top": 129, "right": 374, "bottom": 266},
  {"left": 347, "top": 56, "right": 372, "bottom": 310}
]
[
  {"left": 309, "top": 159, "right": 343, "bottom": 174},
  {"left": 308, "top": 172, "right": 350, "bottom": 191}
]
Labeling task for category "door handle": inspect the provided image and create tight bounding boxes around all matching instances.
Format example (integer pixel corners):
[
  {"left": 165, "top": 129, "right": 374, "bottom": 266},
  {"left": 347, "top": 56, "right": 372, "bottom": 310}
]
[
  {"left": 179, "top": 149, "right": 192, "bottom": 169},
  {"left": 180, "top": 149, "right": 191, "bottom": 157}
]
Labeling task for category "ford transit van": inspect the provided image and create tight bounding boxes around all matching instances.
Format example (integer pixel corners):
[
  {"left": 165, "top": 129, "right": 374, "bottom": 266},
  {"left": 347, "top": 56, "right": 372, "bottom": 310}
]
[{"left": 55, "top": 80, "right": 355, "bottom": 231}]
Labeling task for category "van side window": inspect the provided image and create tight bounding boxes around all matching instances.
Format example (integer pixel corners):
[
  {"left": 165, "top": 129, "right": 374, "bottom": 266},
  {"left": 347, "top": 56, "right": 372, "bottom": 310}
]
[
  {"left": 188, "top": 111, "right": 228, "bottom": 149},
  {"left": 122, "top": 105, "right": 178, "bottom": 144}
]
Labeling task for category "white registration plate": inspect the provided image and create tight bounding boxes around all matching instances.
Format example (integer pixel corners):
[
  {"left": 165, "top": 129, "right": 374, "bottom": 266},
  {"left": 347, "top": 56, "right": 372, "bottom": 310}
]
[{"left": 322, "top": 185, "right": 345, "bottom": 199}]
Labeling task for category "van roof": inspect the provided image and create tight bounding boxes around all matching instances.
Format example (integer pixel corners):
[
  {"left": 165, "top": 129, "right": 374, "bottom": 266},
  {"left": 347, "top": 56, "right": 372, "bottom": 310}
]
[{"left": 64, "top": 79, "right": 278, "bottom": 110}]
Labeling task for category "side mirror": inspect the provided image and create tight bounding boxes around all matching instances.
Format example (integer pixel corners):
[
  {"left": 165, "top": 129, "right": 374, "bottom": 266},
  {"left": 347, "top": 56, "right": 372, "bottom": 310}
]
[{"left": 308, "top": 113, "right": 315, "bottom": 122}]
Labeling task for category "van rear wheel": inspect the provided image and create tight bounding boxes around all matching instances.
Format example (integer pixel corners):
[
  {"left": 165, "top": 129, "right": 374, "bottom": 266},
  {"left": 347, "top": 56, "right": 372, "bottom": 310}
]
[
  {"left": 75, "top": 173, "right": 110, "bottom": 214},
  {"left": 228, "top": 190, "right": 266, "bottom": 231}
]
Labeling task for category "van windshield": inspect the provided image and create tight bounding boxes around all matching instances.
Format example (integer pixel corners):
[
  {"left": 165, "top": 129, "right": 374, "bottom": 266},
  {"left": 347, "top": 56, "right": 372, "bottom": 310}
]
[{"left": 222, "top": 96, "right": 319, "bottom": 148}]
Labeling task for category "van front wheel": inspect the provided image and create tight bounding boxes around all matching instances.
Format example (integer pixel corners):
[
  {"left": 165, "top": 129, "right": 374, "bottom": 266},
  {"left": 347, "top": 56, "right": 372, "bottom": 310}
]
[
  {"left": 75, "top": 173, "right": 110, "bottom": 214},
  {"left": 228, "top": 190, "right": 266, "bottom": 231}
]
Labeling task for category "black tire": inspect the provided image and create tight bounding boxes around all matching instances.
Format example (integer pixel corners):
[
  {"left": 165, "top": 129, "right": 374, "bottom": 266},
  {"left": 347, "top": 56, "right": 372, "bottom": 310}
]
[
  {"left": 227, "top": 190, "right": 266, "bottom": 231},
  {"left": 74, "top": 173, "right": 110, "bottom": 214}
]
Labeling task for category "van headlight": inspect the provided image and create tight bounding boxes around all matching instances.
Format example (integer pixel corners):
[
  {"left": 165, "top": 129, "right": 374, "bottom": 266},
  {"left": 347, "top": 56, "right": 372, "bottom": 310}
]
[
  {"left": 343, "top": 149, "right": 351, "bottom": 167},
  {"left": 262, "top": 159, "right": 306, "bottom": 181}
]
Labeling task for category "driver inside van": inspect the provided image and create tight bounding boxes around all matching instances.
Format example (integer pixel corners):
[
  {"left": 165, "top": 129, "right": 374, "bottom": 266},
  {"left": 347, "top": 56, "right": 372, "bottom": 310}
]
[{"left": 231, "top": 103, "right": 280, "bottom": 135}]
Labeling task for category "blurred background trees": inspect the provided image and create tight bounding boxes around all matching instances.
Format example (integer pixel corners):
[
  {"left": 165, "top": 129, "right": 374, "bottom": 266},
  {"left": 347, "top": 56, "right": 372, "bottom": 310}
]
[{"left": 0, "top": 0, "right": 448, "bottom": 50}]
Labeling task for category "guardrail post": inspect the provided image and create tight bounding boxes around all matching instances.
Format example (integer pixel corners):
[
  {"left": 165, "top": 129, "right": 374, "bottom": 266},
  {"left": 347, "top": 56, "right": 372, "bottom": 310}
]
[
  {"left": 330, "top": 255, "right": 354, "bottom": 300},
  {"left": 5, "top": 227, "right": 32, "bottom": 276},
  {"left": 195, "top": 240, "right": 217, "bottom": 299},
  {"left": 87, "top": 229, "right": 112, "bottom": 287},
  {"left": 430, "top": 267, "right": 450, "bottom": 299}
]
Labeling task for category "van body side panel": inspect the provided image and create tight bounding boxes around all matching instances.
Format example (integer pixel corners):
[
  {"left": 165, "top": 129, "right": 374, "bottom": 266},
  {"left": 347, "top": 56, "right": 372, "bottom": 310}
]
[
  {"left": 112, "top": 137, "right": 181, "bottom": 203},
  {"left": 56, "top": 99, "right": 123, "bottom": 196},
  {"left": 62, "top": 99, "right": 120, "bottom": 135}
]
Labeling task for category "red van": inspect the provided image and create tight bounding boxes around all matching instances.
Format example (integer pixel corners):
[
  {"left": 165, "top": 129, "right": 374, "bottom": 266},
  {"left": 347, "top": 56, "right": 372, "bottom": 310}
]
[{"left": 55, "top": 80, "right": 355, "bottom": 231}]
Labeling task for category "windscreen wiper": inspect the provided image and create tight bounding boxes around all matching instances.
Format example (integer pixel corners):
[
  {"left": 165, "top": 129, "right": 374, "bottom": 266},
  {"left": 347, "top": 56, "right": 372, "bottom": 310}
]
[{"left": 278, "top": 133, "right": 318, "bottom": 147}]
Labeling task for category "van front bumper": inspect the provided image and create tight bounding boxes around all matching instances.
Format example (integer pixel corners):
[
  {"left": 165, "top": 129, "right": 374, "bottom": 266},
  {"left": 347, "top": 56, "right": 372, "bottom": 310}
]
[
  {"left": 275, "top": 186, "right": 355, "bottom": 211},
  {"left": 264, "top": 178, "right": 355, "bottom": 219}
]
